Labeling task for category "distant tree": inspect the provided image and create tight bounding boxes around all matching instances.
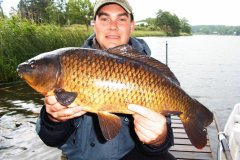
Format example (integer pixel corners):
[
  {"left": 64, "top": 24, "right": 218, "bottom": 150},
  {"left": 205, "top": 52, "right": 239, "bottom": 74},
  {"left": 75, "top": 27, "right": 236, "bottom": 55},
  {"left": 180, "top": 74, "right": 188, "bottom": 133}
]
[
  {"left": 18, "top": 0, "right": 28, "bottom": 19},
  {"left": 235, "top": 27, "right": 240, "bottom": 35},
  {"left": 45, "top": 0, "right": 67, "bottom": 25},
  {"left": 191, "top": 25, "right": 240, "bottom": 35},
  {"left": 66, "top": 0, "right": 93, "bottom": 29},
  {"left": 18, "top": 0, "right": 53, "bottom": 23},
  {"left": 180, "top": 18, "right": 191, "bottom": 34},
  {"left": 155, "top": 9, "right": 181, "bottom": 36},
  {"left": 0, "top": 5, "right": 4, "bottom": 17},
  {"left": 145, "top": 17, "right": 156, "bottom": 26}
]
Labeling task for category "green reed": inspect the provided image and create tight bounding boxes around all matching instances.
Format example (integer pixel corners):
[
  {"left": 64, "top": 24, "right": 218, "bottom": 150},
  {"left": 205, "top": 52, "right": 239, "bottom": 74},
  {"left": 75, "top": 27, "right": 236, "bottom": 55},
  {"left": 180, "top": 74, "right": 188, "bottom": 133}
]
[{"left": 0, "top": 17, "right": 92, "bottom": 82}]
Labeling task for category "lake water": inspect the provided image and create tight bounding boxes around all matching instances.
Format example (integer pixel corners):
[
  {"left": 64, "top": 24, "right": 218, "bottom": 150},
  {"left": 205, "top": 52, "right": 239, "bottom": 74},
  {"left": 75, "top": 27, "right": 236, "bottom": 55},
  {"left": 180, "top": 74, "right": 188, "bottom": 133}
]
[{"left": 1, "top": 35, "right": 240, "bottom": 159}]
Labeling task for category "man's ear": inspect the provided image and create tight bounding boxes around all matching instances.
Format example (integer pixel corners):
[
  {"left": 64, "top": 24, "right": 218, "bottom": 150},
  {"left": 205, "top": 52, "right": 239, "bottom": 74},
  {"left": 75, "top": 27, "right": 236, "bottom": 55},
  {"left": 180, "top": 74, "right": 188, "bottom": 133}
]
[
  {"left": 93, "top": 20, "right": 96, "bottom": 33},
  {"left": 131, "top": 21, "right": 135, "bottom": 32}
]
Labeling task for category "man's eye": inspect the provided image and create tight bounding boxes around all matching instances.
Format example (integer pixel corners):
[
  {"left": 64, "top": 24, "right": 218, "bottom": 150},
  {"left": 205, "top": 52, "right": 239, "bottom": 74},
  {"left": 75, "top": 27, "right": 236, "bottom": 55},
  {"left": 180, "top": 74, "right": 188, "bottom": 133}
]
[
  {"left": 100, "top": 17, "right": 109, "bottom": 22},
  {"left": 119, "top": 18, "right": 127, "bottom": 22}
]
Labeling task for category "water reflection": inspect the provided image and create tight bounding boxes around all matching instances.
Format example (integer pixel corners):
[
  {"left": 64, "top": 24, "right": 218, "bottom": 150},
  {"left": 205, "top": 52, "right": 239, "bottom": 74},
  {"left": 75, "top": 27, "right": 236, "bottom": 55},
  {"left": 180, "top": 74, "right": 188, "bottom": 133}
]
[
  {"left": 0, "top": 81, "right": 62, "bottom": 160},
  {"left": 0, "top": 81, "right": 43, "bottom": 117}
]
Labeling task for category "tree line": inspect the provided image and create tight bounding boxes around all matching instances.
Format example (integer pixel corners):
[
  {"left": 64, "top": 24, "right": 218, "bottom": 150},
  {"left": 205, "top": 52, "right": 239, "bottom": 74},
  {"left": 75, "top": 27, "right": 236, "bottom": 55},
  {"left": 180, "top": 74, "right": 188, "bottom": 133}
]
[
  {"left": 1, "top": 0, "right": 191, "bottom": 35},
  {"left": 15, "top": 0, "right": 94, "bottom": 29},
  {"left": 142, "top": 10, "right": 191, "bottom": 36},
  {"left": 191, "top": 25, "right": 240, "bottom": 35}
]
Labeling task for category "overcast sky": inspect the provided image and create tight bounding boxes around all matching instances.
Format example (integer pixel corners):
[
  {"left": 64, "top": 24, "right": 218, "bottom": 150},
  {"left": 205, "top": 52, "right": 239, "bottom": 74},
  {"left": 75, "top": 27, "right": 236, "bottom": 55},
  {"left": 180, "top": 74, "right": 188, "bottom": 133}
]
[{"left": 2, "top": 0, "right": 240, "bottom": 26}]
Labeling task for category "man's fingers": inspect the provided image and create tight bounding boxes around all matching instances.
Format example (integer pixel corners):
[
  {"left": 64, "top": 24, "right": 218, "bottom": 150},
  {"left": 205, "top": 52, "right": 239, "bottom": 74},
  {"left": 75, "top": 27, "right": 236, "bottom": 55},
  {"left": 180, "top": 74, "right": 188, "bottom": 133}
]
[
  {"left": 68, "top": 111, "right": 87, "bottom": 119},
  {"left": 52, "top": 106, "right": 83, "bottom": 118},
  {"left": 128, "top": 104, "right": 161, "bottom": 121},
  {"left": 44, "top": 96, "right": 58, "bottom": 105},
  {"left": 134, "top": 120, "right": 157, "bottom": 142},
  {"left": 134, "top": 126, "right": 149, "bottom": 143},
  {"left": 55, "top": 110, "right": 87, "bottom": 122},
  {"left": 133, "top": 114, "right": 161, "bottom": 132},
  {"left": 44, "top": 95, "right": 87, "bottom": 122}
]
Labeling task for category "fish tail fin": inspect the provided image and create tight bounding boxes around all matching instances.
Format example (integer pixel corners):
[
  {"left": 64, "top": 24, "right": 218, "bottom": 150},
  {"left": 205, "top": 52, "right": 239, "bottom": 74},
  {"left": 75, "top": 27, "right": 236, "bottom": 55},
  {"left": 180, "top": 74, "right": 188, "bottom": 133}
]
[{"left": 180, "top": 100, "right": 213, "bottom": 149}]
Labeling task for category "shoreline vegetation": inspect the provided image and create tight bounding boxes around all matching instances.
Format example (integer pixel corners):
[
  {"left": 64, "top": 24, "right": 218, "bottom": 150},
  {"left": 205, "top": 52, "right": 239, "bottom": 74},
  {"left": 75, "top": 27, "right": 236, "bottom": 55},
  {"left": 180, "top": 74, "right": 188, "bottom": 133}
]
[
  {"left": 0, "top": 17, "right": 190, "bottom": 82},
  {"left": 0, "top": 18, "right": 90, "bottom": 82}
]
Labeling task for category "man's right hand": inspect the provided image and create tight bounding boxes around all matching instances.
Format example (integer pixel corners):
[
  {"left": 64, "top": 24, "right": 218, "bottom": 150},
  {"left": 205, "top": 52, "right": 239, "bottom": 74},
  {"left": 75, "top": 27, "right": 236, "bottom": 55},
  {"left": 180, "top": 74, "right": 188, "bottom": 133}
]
[{"left": 44, "top": 96, "right": 87, "bottom": 122}]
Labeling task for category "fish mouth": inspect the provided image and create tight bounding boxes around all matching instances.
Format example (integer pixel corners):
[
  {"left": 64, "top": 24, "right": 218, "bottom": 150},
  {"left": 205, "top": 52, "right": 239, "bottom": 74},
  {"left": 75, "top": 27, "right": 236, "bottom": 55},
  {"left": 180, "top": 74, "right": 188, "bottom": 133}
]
[
  {"left": 16, "top": 64, "right": 27, "bottom": 79},
  {"left": 17, "top": 66, "right": 22, "bottom": 78},
  {"left": 18, "top": 72, "right": 23, "bottom": 78}
]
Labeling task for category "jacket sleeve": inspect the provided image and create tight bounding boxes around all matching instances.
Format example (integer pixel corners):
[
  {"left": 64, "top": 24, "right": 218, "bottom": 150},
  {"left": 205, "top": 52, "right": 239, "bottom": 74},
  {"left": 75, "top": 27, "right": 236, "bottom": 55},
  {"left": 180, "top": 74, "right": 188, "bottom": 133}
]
[
  {"left": 36, "top": 106, "right": 76, "bottom": 147},
  {"left": 136, "top": 116, "right": 174, "bottom": 155}
]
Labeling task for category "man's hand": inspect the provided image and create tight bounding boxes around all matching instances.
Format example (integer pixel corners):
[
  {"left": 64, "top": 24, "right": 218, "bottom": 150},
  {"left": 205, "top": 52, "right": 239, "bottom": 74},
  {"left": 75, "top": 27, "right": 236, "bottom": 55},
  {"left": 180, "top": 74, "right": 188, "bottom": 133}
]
[
  {"left": 128, "top": 104, "right": 168, "bottom": 147},
  {"left": 44, "top": 96, "right": 87, "bottom": 122}
]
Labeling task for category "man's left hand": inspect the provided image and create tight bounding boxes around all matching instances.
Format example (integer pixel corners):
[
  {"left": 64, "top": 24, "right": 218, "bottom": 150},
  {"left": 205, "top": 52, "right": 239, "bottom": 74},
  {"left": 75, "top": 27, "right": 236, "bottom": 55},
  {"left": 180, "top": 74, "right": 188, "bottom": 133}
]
[{"left": 128, "top": 104, "right": 168, "bottom": 147}]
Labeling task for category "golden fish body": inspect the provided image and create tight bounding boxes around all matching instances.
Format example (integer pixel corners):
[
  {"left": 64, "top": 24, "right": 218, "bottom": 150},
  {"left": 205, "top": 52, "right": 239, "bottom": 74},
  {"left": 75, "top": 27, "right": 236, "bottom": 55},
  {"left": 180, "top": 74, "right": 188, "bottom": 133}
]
[
  {"left": 60, "top": 49, "right": 178, "bottom": 114},
  {"left": 17, "top": 45, "right": 213, "bottom": 149}
]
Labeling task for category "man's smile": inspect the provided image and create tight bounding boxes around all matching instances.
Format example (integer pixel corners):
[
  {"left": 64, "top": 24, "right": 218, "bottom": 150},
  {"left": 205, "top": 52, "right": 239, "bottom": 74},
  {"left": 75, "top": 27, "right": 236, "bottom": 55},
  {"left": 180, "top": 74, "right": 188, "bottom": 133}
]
[{"left": 106, "top": 35, "right": 120, "bottom": 39}]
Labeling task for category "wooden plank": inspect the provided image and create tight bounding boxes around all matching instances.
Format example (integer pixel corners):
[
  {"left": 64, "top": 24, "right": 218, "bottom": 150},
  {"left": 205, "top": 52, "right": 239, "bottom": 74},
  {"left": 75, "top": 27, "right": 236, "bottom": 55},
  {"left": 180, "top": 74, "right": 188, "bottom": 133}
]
[
  {"left": 173, "top": 128, "right": 185, "bottom": 133},
  {"left": 172, "top": 119, "right": 182, "bottom": 124},
  {"left": 173, "top": 132, "right": 209, "bottom": 140},
  {"left": 173, "top": 132, "right": 188, "bottom": 139},
  {"left": 172, "top": 123, "right": 184, "bottom": 128},
  {"left": 174, "top": 138, "right": 210, "bottom": 146},
  {"left": 174, "top": 138, "right": 192, "bottom": 145},
  {"left": 170, "top": 145, "right": 211, "bottom": 153},
  {"left": 169, "top": 151, "right": 213, "bottom": 160},
  {"left": 171, "top": 116, "right": 180, "bottom": 120}
]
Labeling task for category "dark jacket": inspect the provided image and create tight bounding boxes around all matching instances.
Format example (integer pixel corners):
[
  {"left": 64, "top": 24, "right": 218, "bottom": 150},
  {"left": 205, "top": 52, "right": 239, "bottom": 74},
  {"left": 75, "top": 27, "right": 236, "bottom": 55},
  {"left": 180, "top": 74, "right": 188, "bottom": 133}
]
[{"left": 36, "top": 35, "right": 174, "bottom": 160}]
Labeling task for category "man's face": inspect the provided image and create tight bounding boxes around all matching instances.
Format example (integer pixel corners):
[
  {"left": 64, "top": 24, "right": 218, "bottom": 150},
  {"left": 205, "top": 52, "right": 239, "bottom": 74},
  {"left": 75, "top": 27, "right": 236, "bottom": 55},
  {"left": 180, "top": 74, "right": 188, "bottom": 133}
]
[{"left": 94, "top": 4, "right": 135, "bottom": 49}]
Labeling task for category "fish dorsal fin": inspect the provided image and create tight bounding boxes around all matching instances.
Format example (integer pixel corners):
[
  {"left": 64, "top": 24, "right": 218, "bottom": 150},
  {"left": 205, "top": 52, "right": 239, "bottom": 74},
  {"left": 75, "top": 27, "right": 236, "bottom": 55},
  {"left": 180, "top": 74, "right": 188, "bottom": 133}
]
[
  {"left": 97, "top": 112, "right": 121, "bottom": 140},
  {"left": 106, "top": 45, "right": 180, "bottom": 86},
  {"left": 54, "top": 88, "right": 78, "bottom": 106}
]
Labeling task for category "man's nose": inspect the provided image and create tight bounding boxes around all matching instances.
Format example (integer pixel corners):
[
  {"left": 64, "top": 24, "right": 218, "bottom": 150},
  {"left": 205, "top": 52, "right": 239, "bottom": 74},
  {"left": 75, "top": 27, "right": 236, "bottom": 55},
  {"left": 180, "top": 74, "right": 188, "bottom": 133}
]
[{"left": 109, "top": 20, "right": 119, "bottom": 30}]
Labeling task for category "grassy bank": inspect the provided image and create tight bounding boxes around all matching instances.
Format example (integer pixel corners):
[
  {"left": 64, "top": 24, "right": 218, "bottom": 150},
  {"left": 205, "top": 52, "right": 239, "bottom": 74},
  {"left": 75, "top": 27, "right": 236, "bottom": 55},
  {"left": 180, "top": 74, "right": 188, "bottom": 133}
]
[
  {"left": 132, "top": 30, "right": 166, "bottom": 37},
  {"left": 0, "top": 17, "right": 92, "bottom": 82},
  {"left": 0, "top": 18, "right": 170, "bottom": 82}
]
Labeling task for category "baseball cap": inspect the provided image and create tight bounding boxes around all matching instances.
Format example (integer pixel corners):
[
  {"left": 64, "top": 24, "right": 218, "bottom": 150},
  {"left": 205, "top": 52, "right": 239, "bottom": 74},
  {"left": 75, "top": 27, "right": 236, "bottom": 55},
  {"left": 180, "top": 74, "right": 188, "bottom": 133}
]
[{"left": 94, "top": 0, "right": 133, "bottom": 19}]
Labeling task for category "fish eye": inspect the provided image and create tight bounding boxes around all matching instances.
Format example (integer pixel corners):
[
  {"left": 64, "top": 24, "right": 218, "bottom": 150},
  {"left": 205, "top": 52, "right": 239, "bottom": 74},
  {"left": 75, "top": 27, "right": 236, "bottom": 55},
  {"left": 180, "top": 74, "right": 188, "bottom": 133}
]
[{"left": 29, "top": 60, "right": 36, "bottom": 69}]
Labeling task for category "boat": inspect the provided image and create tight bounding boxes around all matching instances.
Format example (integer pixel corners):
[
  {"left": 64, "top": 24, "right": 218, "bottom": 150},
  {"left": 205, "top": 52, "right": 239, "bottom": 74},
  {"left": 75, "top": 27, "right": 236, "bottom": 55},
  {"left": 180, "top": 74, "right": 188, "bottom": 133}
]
[{"left": 218, "top": 103, "right": 240, "bottom": 160}]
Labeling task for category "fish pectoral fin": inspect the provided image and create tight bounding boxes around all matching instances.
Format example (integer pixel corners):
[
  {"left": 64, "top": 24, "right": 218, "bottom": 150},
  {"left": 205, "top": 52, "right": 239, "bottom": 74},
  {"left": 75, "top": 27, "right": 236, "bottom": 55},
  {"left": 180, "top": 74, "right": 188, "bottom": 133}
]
[
  {"left": 161, "top": 110, "right": 182, "bottom": 116},
  {"left": 54, "top": 88, "right": 78, "bottom": 106},
  {"left": 97, "top": 112, "right": 121, "bottom": 140}
]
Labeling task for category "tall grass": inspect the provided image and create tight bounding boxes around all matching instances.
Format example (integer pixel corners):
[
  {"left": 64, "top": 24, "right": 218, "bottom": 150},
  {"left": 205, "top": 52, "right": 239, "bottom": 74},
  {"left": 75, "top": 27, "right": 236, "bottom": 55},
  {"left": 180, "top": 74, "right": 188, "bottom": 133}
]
[{"left": 0, "top": 17, "right": 92, "bottom": 82}]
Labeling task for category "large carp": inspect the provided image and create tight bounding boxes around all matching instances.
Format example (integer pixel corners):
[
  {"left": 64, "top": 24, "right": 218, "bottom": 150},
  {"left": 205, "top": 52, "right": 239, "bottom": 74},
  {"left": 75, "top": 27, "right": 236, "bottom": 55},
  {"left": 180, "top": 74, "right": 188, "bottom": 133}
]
[{"left": 17, "top": 44, "right": 213, "bottom": 149}]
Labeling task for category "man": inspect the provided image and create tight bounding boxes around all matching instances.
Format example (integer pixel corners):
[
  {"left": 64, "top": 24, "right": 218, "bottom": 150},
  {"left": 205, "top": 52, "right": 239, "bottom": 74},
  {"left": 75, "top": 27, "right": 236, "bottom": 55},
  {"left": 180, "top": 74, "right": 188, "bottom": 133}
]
[{"left": 36, "top": 0, "right": 175, "bottom": 159}]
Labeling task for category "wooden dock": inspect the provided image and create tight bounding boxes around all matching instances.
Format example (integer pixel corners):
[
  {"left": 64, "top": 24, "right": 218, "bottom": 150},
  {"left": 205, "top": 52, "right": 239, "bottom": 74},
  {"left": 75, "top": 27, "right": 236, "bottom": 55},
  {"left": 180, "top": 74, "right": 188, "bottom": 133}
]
[{"left": 169, "top": 116, "right": 214, "bottom": 160}]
